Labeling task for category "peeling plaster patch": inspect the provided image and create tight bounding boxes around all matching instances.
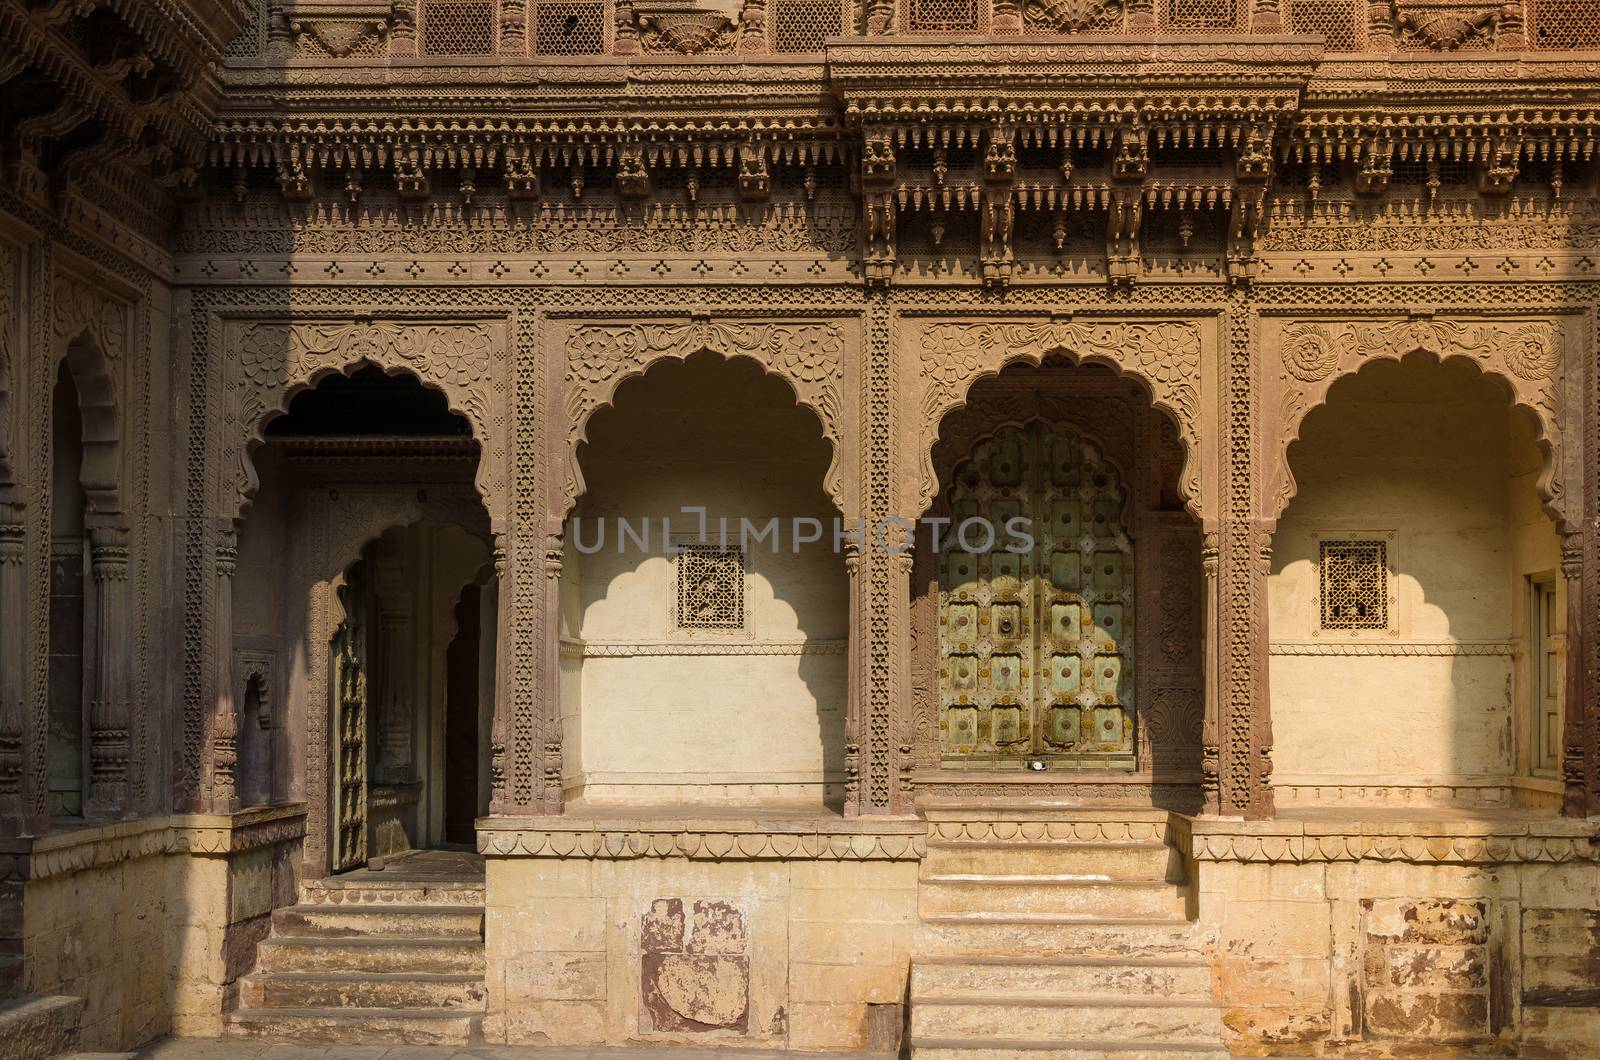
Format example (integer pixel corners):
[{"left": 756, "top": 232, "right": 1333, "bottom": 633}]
[{"left": 641, "top": 897, "right": 750, "bottom": 1033}]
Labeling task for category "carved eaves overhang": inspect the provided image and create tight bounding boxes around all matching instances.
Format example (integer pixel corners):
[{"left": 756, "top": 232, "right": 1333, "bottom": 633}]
[
  {"left": 1290, "top": 57, "right": 1600, "bottom": 196},
  {"left": 198, "top": 40, "right": 1600, "bottom": 291},
  {"left": 0, "top": 0, "right": 250, "bottom": 196},
  {"left": 827, "top": 38, "right": 1318, "bottom": 288}
]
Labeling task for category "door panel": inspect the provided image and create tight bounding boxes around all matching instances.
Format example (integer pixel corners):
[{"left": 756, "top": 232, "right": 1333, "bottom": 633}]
[
  {"left": 330, "top": 571, "right": 370, "bottom": 873},
  {"left": 939, "top": 422, "right": 1135, "bottom": 768}
]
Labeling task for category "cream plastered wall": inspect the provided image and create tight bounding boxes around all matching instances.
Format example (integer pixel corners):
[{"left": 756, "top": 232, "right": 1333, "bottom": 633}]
[
  {"left": 1268, "top": 357, "right": 1559, "bottom": 806},
  {"left": 563, "top": 357, "right": 848, "bottom": 808},
  {"left": 483, "top": 857, "right": 915, "bottom": 1050}
]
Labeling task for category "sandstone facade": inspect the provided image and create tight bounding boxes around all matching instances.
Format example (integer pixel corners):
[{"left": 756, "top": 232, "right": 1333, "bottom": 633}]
[{"left": 1, "top": 0, "right": 1598, "bottom": 1056}]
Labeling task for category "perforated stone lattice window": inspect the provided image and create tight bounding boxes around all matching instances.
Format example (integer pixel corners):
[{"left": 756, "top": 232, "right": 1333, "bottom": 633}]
[
  {"left": 1531, "top": 0, "right": 1600, "bottom": 48},
  {"left": 1160, "top": 0, "right": 1241, "bottom": 29},
  {"left": 1320, "top": 540, "right": 1388, "bottom": 631},
  {"left": 901, "top": 0, "right": 988, "bottom": 33},
  {"left": 676, "top": 545, "right": 746, "bottom": 630},
  {"left": 420, "top": 0, "right": 496, "bottom": 54},
  {"left": 771, "top": 0, "right": 848, "bottom": 52},
  {"left": 1283, "top": 0, "right": 1363, "bottom": 50},
  {"left": 533, "top": 0, "right": 607, "bottom": 54}
]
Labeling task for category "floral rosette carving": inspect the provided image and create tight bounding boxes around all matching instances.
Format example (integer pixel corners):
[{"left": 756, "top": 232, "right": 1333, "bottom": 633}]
[{"left": 1279, "top": 323, "right": 1339, "bottom": 383}]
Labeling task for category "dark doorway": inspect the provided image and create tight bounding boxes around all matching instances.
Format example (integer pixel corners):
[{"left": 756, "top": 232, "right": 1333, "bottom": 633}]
[{"left": 443, "top": 583, "right": 481, "bottom": 846}]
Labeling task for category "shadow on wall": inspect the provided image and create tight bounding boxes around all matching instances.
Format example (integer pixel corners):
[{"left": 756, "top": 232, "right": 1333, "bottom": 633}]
[
  {"left": 1270, "top": 354, "right": 1563, "bottom": 811},
  {"left": 565, "top": 352, "right": 848, "bottom": 811}
]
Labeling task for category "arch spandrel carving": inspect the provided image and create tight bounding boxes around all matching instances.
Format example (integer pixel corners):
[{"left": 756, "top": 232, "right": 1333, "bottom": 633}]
[
  {"left": 913, "top": 319, "right": 1211, "bottom": 523},
  {"left": 224, "top": 319, "right": 509, "bottom": 525},
  {"left": 1265, "top": 316, "right": 1575, "bottom": 526},
  {"left": 562, "top": 319, "right": 849, "bottom": 517}
]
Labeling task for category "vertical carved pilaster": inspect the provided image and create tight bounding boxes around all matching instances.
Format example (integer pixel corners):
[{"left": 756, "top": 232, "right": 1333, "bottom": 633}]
[
  {"left": 1559, "top": 533, "right": 1591, "bottom": 816},
  {"left": 539, "top": 528, "right": 564, "bottom": 813},
  {"left": 84, "top": 521, "right": 130, "bottom": 818},
  {"left": 1366, "top": 0, "right": 1396, "bottom": 51},
  {"left": 1198, "top": 531, "right": 1221, "bottom": 816},
  {"left": 842, "top": 541, "right": 862, "bottom": 815},
  {"left": 499, "top": 0, "right": 527, "bottom": 53},
  {"left": 389, "top": 0, "right": 418, "bottom": 57},
  {"left": 0, "top": 508, "right": 24, "bottom": 826},
  {"left": 613, "top": 0, "right": 639, "bottom": 55},
  {"left": 488, "top": 534, "right": 510, "bottom": 810},
  {"left": 991, "top": 0, "right": 1021, "bottom": 32},
  {"left": 860, "top": 295, "right": 904, "bottom": 813},
  {"left": 207, "top": 526, "right": 240, "bottom": 814},
  {"left": 1250, "top": 0, "right": 1281, "bottom": 32},
  {"left": 1215, "top": 301, "right": 1274, "bottom": 819},
  {"left": 864, "top": 0, "right": 894, "bottom": 34},
  {"left": 738, "top": 0, "right": 767, "bottom": 52}
]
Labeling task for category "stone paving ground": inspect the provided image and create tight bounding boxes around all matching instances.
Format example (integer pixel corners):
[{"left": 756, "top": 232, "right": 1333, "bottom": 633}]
[{"left": 119, "top": 1040, "right": 895, "bottom": 1060}]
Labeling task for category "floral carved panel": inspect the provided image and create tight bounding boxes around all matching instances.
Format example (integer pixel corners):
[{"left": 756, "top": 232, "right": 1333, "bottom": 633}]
[
  {"left": 224, "top": 319, "right": 509, "bottom": 524},
  {"left": 53, "top": 271, "right": 128, "bottom": 362},
  {"left": 563, "top": 319, "right": 848, "bottom": 515},
  {"left": 1266, "top": 317, "right": 1573, "bottom": 525},
  {"left": 914, "top": 320, "right": 1210, "bottom": 521}
]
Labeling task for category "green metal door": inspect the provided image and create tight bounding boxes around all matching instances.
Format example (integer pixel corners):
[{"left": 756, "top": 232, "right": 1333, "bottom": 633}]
[{"left": 939, "top": 422, "right": 1135, "bottom": 769}]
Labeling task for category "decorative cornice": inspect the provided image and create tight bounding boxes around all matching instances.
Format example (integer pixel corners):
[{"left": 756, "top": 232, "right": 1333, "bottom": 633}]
[
  {"left": 0, "top": 804, "right": 308, "bottom": 882},
  {"left": 477, "top": 815, "right": 927, "bottom": 859},
  {"left": 561, "top": 638, "right": 848, "bottom": 658},
  {"left": 1183, "top": 815, "right": 1600, "bottom": 864},
  {"left": 1268, "top": 640, "right": 1515, "bottom": 656}
]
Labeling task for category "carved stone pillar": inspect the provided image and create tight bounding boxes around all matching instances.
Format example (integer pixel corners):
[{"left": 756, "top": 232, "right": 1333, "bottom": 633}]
[
  {"left": 0, "top": 507, "right": 24, "bottom": 827},
  {"left": 207, "top": 526, "right": 240, "bottom": 814},
  {"left": 84, "top": 520, "right": 130, "bottom": 818},
  {"left": 1199, "top": 531, "right": 1221, "bottom": 816},
  {"left": 488, "top": 535, "right": 510, "bottom": 811},
  {"left": 540, "top": 529, "right": 564, "bottom": 813},
  {"left": 991, "top": 0, "right": 1021, "bottom": 32},
  {"left": 1213, "top": 304, "right": 1275, "bottom": 819},
  {"left": 1559, "top": 532, "right": 1593, "bottom": 816},
  {"left": 842, "top": 541, "right": 863, "bottom": 814},
  {"left": 1250, "top": 0, "right": 1281, "bottom": 32}
]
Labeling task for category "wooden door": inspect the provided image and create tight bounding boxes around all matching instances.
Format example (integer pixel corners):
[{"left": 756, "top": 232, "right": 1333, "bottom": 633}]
[
  {"left": 939, "top": 422, "right": 1136, "bottom": 769},
  {"left": 330, "top": 569, "right": 370, "bottom": 873}
]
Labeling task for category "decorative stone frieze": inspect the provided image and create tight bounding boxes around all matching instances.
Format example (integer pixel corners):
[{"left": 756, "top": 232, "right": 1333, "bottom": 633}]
[
  {"left": 477, "top": 815, "right": 927, "bottom": 859},
  {"left": 1183, "top": 815, "right": 1600, "bottom": 864}
]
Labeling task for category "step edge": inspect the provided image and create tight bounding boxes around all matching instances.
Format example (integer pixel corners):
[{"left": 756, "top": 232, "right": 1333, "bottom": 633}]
[
  {"left": 910, "top": 994, "right": 1223, "bottom": 1009},
  {"left": 909, "top": 1037, "right": 1227, "bottom": 1054},
  {"left": 228, "top": 1006, "right": 481, "bottom": 1021},
  {"left": 919, "top": 914, "right": 1193, "bottom": 926},
  {"left": 243, "top": 970, "right": 486, "bottom": 984},
  {"left": 913, "top": 955, "right": 1210, "bottom": 968},
  {"left": 921, "top": 874, "right": 1184, "bottom": 886}
]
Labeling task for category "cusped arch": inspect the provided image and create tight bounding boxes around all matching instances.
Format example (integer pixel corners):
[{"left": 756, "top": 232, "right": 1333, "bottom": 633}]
[
  {"left": 57, "top": 333, "right": 123, "bottom": 515},
  {"left": 1269, "top": 319, "right": 1569, "bottom": 527},
  {"left": 564, "top": 320, "right": 846, "bottom": 519},
  {"left": 916, "top": 321, "right": 1207, "bottom": 522},
  {"left": 933, "top": 410, "right": 1138, "bottom": 523},
  {"left": 227, "top": 319, "right": 504, "bottom": 527}
]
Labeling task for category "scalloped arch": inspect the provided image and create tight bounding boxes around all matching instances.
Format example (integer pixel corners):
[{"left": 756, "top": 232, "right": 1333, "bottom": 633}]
[
  {"left": 916, "top": 320, "right": 1207, "bottom": 523},
  {"left": 56, "top": 333, "right": 123, "bottom": 516},
  {"left": 1270, "top": 324, "right": 1568, "bottom": 528},
  {"left": 227, "top": 318, "right": 503, "bottom": 527},
  {"left": 563, "top": 321, "right": 847, "bottom": 520}
]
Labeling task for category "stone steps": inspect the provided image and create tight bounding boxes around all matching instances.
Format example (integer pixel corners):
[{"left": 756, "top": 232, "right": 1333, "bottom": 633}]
[
  {"left": 919, "top": 875, "right": 1190, "bottom": 918},
  {"left": 255, "top": 935, "right": 486, "bottom": 975},
  {"left": 908, "top": 813, "right": 1225, "bottom": 1059},
  {"left": 909, "top": 1039, "right": 1230, "bottom": 1059},
  {"left": 915, "top": 914, "right": 1206, "bottom": 959},
  {"left": 225, "top": 875, "right": 486, "bottom": 1046},
  {"left": 270, "top": 902, "right": 484, "bottom": 939},
  {"left": 224, "top": 1006, "right": 482, "bottom": 1045},
  {"left": 241, "top": 969, "right": 488, "bottom": 1009},
  {"left": 924, "top": 839, "right": 1182, "bottom": 880},
  {"left": 911, "top": 995, "right": 1227, "bottom": 1044},
  {"left": 911, "top": 954, "right": 1214, "bottom": 1001}
]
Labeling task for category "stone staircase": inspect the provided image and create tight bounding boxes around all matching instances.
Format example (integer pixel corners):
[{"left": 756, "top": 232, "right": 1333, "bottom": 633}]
[
  {"left": 224, "top": 874, "right": 486, "bottom": 1045},
  {"left": 909, "top": 806, "right": 1228, "bottom": 1059}
]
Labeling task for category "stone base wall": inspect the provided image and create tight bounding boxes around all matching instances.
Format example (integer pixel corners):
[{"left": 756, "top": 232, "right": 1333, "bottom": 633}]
[
  {"left": 483, "top": 826, "right": 920, "bottom": 1051},
  {"left": 15, "top": 807, "right": 305, "bottom": 1051},
  {"left": 1191, "top": 819, "right": 1600, "bottom": 1058}
]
